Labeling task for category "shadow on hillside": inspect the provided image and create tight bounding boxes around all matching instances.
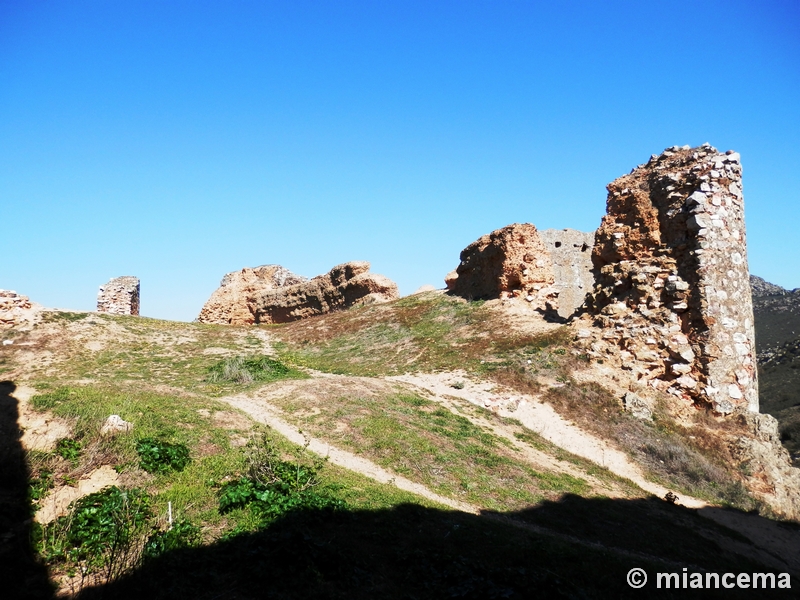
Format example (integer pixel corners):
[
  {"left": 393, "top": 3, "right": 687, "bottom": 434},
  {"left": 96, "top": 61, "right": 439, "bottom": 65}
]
[
  {"left": 77, "top": 498, "right": 797, "bottom": 600},
  {"left": 0, "top": 381, "right": 54, "bottom": 600},
  {"left": 1, "top": 381, "right": 798, "bottom": 599}
]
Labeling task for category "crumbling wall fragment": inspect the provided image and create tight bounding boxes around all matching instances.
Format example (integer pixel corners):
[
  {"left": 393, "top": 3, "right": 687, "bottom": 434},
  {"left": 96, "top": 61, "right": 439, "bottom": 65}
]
[
  {"left": 579, "top": 144, "right": 757, "bottom": 414},
  {"left": 197, "top": 265, "right": 307, "bottom": 325},
  {"left": 445, "top": 223, "right": 559, "bottom": 310},
  {"left": 199, "top": 262, "right": 398, "bottom": 325},
  {"left": 97, "top": 277, "right": 140, "bottom": 316},
  {"left": 0, "top": 290, "right": 34, "bottom": 328},
  {"left": 446, "top": 223, "right": 595, "bottom": 318}
]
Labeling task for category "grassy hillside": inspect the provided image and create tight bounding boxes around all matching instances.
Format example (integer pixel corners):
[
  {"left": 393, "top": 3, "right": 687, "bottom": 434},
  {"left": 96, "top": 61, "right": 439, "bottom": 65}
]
[{"left": 1, "top": 296, "right": 798, "bottom": 598}]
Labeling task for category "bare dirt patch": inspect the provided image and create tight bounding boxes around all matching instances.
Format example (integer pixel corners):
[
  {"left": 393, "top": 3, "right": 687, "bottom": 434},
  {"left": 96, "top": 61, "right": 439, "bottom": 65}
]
[
  {"left": 16, "top": 385, "right": 73, "bottom": 451},
  {"left": 212, "top": 410, "right": 253, "bottom": 431},
  {"left": 35, "top": 465, "right": 121, "bottom": 524}
]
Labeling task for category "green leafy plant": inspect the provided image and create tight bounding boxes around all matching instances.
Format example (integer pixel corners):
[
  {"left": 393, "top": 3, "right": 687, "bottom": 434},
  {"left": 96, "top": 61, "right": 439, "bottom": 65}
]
[
  {"left": 136, "top": 438, "right": 191, "bottom": 474},
  {"left": 218, "top": 431, "right": 344, "bottom": 523},
  {"left": 142, "top": 520, "right": 201, "bottom": 562},
  {"left": 56, "top": 437, "right": 81, "bottom": 463},
  {"left": 39, "top": 486, "right": 152, "bottom": 585},
  {"left": 29, "top": 469, "right": 54, "bottom": 501}
]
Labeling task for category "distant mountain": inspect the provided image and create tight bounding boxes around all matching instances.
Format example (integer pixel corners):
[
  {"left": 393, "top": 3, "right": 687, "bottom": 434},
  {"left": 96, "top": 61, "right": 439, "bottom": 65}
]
[
  {"left": 750, "top": 275, "right": 791, "bottom": 298},
  {"left": 751, "top": 275, "right": 800, "bottom": 465}
]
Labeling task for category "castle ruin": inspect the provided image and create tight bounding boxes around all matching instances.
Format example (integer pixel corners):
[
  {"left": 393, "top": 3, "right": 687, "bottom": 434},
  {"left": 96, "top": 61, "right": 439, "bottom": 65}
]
[
  {"left": 584, "top": 144, "right": 757, "bottom": 414},
  {"left": 448, "top": 144, "right": 758, "bottom": 415},
  {"left": 97, "top": 276, "right": 140, "bottom": 316}
]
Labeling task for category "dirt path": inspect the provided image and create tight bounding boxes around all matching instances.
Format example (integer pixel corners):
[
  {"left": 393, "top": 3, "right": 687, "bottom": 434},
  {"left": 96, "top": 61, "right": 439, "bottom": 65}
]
[
  {"left": 220, "top": 391, "right": 714, "bottom": 570},
  {"left": 388, "top": 372, "right": 707, "bottom": 509},
  {"left": 219, "top": 393, "right": 479, "bottom": 514},
  {"left": 224, "top": 380, "right": 800, "bottom": 576}
]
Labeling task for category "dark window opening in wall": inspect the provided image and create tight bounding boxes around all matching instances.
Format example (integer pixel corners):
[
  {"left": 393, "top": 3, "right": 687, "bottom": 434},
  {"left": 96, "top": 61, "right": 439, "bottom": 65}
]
[{"left": 554, "top": 241, "right": 562, "bottom": 248}]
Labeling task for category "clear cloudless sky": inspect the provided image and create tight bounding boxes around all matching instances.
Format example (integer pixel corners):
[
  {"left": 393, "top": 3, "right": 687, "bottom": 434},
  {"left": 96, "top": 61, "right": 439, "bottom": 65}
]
[{"left": 2, "top": 0, "right": 799, "bottom": 321}]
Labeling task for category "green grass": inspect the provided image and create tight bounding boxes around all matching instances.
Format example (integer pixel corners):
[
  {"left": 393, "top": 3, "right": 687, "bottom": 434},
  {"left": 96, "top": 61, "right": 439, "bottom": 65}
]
[
  {"left": 205, "top": 355, "right": 307, "bottom": 387},
  {"left": 267, "top": 391, "right": 590, "bottom": 510},
  {"left": 274, "top": 293, "right": 576, "bottom": 383},
  {"left": 9, "top": 304, "right": 795, "bottom": 597}
]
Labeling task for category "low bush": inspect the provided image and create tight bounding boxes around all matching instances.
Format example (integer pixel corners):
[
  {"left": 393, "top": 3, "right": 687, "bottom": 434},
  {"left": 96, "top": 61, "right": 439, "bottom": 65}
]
[
  {"left": 218, "top": 431, "right": 344, "bottom": 524},
  {"left": 142, "top": 520, "right": 201, "bottom": 562},
  {"left": 56, "top": 438, "right": 81, "bottom": 463},
  {"left": 38, "top": 486, "right": 152, "bottom": 585},
  {"left": 206, "top": 355, "right": 303, "bottom": 385}
]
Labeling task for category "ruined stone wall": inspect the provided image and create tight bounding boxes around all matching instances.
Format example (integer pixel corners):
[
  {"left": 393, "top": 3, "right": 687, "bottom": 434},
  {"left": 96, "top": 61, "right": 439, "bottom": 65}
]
[
  {"left": 97, "top": 277, "right": 140, "bottom": 316},
  {"left": 197, "top": 265, "right": 308, "bottom": 325},
  {"left": 538, "top": 229, "right": 594, "bottom": 319},
  {"left": 580, "top": 144, "right": 757, "bottom": 414},
  {"left": 0, "top": 290, "right": 33, "bottom": 327},
  {"left": 250, "top": 261, "right": 398, "bottom": 324},
  {"left": 199, "top": 262, "right": 398, "bottom": 326},
  {"left": 444, "top": 223, "right": 559, "bottom": 312},
  {"left": 446, "top": 223, "right": 597, "bottom": 318}
]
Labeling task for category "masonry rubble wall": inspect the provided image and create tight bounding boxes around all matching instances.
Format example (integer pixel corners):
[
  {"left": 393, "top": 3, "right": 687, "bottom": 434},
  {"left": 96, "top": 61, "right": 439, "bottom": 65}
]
[
  {"left": 198, "top": 261, "right": 399, "bottom": 325},
  {"left": 538, "top": 229, "right": 594, "bottom": 319},
  {"left": 578, "top": 144, "right": 757, "bottom": 414},
  {"left": 197, "top": 265, "right": 308, "bottom": 325},
  {"left": 0, "top": 290, "right": 34, "bottom": 327},
  {"left": 97, "top": 277, "right": 140, "bottom": 316},
  {"left": 445, "top": 223, "right": 596, "bottom": 318},
  {"left": 444, "top": 223, "right": 559, "bottom": 311}
]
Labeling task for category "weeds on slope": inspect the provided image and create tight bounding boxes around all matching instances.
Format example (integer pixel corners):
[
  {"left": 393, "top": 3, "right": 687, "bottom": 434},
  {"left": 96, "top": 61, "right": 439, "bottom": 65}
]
[
  {"left": 269, "top": 390, "right": 590, "bottom": 510},
  {"left": 274, "top": 292, "right": 577, "bottom": 384},
  {"left": 542, "top": 381, "right": 762, "bottom": 511}
]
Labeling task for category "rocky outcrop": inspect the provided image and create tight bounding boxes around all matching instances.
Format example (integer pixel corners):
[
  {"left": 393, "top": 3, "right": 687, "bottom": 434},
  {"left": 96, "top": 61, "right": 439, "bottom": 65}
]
[
  {"left": 198, "top": 262, "right": 398, "bottom": 325},
  {"left": 197, "top": 265, "right": 307, "bottom": 325},
  {"left": 538, "top": 229, "right": 594, "bottom": 319},
  {"left": 731, "top": 412, "right": 800, "bottom": 520},
  {"left": 577, "top": 144, "right": 757, "bottom": 415},
  {"left": 250, "top": 261, "right": 398, "bottom": 324},
  {"left": 0, "top": 290, "right": 34, "bottom": 328},
  {"left": 97, "top": 277, "right": 140, "bottom": 316},
  {"left": 445, "top": 223, "right": 559, "bottom": 310}
]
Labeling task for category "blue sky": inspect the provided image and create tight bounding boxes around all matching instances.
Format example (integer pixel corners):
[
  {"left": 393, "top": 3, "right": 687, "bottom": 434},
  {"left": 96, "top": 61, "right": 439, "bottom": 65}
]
[{"left": 2, "top": 1, "right": 798, "bottom": 321}]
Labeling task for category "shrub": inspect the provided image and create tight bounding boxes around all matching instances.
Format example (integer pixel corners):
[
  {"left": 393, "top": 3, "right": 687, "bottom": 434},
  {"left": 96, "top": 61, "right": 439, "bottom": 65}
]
[
  {"left": 39, "top": 486, "right": 152, "bottom": 584},
  {"left": 29, "top": 469, "right": 54, "bottom": 501},
  {"left": 136, "top": 438, "right": 191, "bottom": 474},
  {"left": 56, "top": 438, "right": 81, "bottom": 463},
  {"left": 218, "top": 431, "right": 344, "bottom": 523},
  {"left": 206, "top": 355, "right": 302, "bottom": 385}
]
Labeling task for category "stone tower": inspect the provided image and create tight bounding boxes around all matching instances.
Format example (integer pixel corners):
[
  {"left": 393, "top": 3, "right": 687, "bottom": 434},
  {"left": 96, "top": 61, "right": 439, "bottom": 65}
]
[
  {"left": 587, "top": 144, "right": 757, "bottom": 414},
  {"left": 97, "top": 276, "right": 140, "bottom": 316}
]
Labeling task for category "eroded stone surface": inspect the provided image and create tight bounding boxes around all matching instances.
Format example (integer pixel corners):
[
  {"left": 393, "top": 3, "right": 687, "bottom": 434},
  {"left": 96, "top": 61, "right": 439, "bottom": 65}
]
[
  {"left": 97, "top": 276, "right": 140, "bottom": 316},
  {"left": 0, "top": 290, "right": 35, "bottom": 328},
  {"left": 100, "top": 414, "right": 133, "bottom": 436},
  {"left": 445, "top": 223, "right": 559, "bottom": 311},
  {"left": 199, "top": 262, "right": 399, "bottom": 325},
  {"left": 577, "top": 144, "right": 757, "bottom": 414},
  {"left": 197, "top": 265, "right": 307, "bottom": 325},
  {"left": 250, "top": 261, "right": 399, "bottom": 324}
]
